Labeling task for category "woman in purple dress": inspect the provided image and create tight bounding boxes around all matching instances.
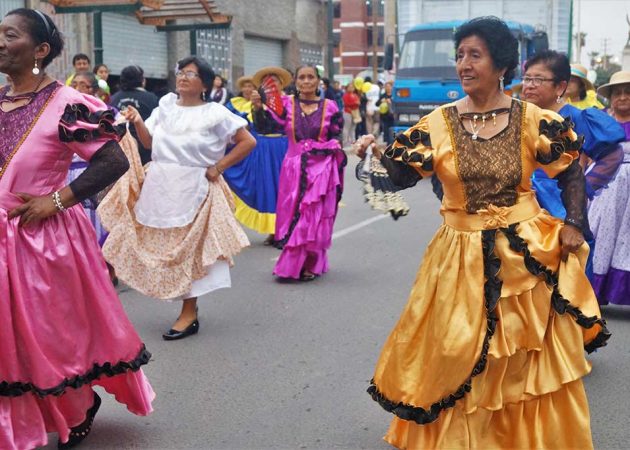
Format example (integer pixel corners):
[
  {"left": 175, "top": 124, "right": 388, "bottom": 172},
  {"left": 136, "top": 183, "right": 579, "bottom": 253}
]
[
  {"left": 252, "top": 65, "right": 345, "bottom": 280},
  {"left": 589, "top": 70, "right": 630, "bottom": 305},
  {"left": 0, "top": 9, "right": 154, "bottom": 449}
]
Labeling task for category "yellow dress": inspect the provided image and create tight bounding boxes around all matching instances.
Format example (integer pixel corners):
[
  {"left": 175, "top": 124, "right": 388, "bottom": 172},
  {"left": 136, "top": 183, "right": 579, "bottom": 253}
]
[{"left": 368, "top": 99, "right": 609, "bottom": 449}]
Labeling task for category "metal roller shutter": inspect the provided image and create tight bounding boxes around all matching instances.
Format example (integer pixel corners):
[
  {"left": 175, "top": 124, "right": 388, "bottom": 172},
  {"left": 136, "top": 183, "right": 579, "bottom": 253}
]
[
  {"left": 102, "top": 13, "right": 168, "bottom": 79},
  {"left": 244, "top": 37, "right": 283, "bottom": 75}
]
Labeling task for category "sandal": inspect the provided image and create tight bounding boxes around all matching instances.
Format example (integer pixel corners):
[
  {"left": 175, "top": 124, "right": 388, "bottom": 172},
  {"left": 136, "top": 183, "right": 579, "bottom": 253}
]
[
  {"left": 299, "top": 271, "right": 317, "bottom": 282},
  {"left": 263, "top": 235, "right": 275, "bottom": 246},
  {"left": 58, "top": 392, "right": 101, "bottom": 449}
]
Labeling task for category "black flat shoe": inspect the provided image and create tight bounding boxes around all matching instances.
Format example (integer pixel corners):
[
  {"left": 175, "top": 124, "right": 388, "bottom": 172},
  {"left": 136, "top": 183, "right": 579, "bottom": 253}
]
[
  {"left": 162, "top": 319, "right": 199, "bottom": 341},
  {"left": 58, "top": 392, "right": 101, "bottom": 449}
]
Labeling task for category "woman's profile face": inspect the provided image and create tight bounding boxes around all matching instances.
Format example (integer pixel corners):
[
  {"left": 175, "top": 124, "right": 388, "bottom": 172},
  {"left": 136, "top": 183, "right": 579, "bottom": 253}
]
[
  {"left": 611, "top": 83, "right": 630, "bottom": 117},
  {"left": 456, "top": 35, "right": 504, "bottom": 96},
  {"left": 566, "top": 77, "right": 583, "bottom": 99},
  {"left": 213, "top": 75, "right": 223, "bottom": 88},
  {"left": 0, "top": 14, "right": 39, "bottom": 75},
  {"left": 521, "top": 62, "right": 564, "bottom": 110},
  {"left": 70, "top": 74, "right": 94, "bottom": 95}
]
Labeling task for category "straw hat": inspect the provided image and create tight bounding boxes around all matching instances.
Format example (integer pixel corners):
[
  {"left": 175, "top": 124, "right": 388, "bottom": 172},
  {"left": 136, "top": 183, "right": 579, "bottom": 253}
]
[
  {"left": 570, "top": 64, "right": 595, "bottom": 91},
  {"left": 236, "top": 76, "right": 254, "bottom": 91},
  {"left": 252, "top": 66, "right": 292, "bottom": 89},
  {"left": 597, "top": 70, "right": 630, "bottom": 99}
]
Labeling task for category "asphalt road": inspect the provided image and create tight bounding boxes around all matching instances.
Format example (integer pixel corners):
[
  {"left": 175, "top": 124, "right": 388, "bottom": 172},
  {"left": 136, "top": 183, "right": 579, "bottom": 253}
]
[{"left": 43, "top": 154, "right": 630, "bottom": 450}]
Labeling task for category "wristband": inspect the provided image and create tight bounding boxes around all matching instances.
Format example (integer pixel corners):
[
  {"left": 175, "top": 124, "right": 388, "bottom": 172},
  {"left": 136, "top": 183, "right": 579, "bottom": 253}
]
[{"left": 564, "top": 217, "right": 583, "bottom": 232}]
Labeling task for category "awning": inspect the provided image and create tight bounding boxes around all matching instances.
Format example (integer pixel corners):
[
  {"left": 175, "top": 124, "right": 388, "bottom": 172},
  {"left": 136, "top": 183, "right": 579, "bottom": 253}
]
[
  {"left": 44, "top": 1, "right": 164, "bottom": 14},
  {"left": 136, "top": 0, "right": 231, "bottom": 31}
]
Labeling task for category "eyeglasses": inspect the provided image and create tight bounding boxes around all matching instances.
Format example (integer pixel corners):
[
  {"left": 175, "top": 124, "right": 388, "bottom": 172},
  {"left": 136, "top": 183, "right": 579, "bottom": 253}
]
[
  {"left": 522, "top": 76, "right": 555, "bottom": 87},
  {"left": 175, "top": 70, "right": 200, "bottom": 80}
]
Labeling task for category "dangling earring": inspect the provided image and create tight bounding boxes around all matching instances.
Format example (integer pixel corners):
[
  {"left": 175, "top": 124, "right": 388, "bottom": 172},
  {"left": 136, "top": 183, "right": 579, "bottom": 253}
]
[
  {"left": 556, "top": 95, "right": 563, "bottom": 104},
  {"left": 32, "top": 59, "right": 40, "bottom": 75},
  {"left": 201, "top": 91, "right": 207, "bottom": 101},
  {"left": 499, "top": 76, "right": 505, "bottom": 91}
]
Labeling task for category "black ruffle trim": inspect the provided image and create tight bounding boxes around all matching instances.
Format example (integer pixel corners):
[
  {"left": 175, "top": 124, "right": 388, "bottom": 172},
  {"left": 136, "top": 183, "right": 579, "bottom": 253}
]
[
  {"left": 0, "top": 345, "right": 151, "bottom": 398},
  {"left": 273, "top": 148, "right": 348, "bottom": 249},
  {"left": 367, "top": 229, "right": 501, "bottom": 425},
  {"left": 536, "top": 118, "right": 584, "bottom": 165},
  {"left": 59, "top": 103, "right": 126, "bottom": 143},
  {"left": 500, "top": 224, "right": 611, "bottom": 353},
  {"left": 384, "top": 144, "right": 434, "bottom": 172}
]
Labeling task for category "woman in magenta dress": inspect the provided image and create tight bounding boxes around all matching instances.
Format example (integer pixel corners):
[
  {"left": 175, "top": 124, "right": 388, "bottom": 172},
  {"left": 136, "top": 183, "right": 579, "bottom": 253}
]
[
  {"left": 0, "top": 9, "right": 154, "bottom": 450},
  {"left": 252, "top": 65, "right": 345, "bottom": 280}
]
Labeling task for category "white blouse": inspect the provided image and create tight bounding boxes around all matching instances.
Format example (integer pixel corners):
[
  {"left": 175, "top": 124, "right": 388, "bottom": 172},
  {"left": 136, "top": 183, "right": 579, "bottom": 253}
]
[{"left": 134, "top": 93, "right": 247, "bottom": 228}]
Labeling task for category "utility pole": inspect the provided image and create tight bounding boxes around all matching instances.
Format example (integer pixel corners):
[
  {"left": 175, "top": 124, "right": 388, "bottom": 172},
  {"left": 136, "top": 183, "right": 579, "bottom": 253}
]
[
  {"left": 575, "top": 0, "right": 581, "bottom": 62},
  {"left": 327, "top": 0, "right": 335, "bottom": 80},
  {"left": 602, "top": 38, "right": 612, "bottom": 70},
  {"left": 372, "top": 0, "right": 379, "bottom": 80}
]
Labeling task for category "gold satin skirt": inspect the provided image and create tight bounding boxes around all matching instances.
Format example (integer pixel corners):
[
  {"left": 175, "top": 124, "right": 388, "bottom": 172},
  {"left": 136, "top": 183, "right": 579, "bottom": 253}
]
[{"left": 370, "top": 205, "right": 607, "bottom": 449}]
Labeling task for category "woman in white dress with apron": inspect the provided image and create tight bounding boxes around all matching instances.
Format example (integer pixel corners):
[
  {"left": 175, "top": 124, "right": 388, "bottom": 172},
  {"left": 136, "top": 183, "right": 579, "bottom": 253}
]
[{"left": 100, "top": 56, "right": 256, "bottom": 340}]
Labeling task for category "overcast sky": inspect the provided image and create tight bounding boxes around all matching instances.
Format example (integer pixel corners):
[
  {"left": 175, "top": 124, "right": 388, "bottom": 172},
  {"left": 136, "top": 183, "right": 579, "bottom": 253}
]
[{"left": 577, "top": 0, "right": 630, "bottom": 66}]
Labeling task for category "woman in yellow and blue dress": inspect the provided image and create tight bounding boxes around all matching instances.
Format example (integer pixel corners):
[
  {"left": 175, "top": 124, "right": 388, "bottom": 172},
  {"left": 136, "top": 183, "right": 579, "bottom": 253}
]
[
  {"left": 223, "top": 69, "right": 291, "bottom": 243},
  {"left": 357, "top": 17, "right": 609, "bottom": 449}
]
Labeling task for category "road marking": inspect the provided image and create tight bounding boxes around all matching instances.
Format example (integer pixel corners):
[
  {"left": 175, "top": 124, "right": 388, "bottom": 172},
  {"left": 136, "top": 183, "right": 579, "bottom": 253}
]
[{"left": 332, "top": 214, "right": 388, "bottom": 240}]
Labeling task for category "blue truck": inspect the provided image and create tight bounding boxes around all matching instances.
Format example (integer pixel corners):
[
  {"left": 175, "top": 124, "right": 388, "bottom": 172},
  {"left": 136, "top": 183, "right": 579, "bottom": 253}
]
[{"left": 387, "top": 20, "right": 549, "bottom": 141}]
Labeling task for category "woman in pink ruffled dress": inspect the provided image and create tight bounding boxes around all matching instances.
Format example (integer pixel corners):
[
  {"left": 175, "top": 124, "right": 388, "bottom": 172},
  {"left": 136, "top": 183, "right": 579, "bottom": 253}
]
[
  {"left": 0, "top": 9, "right": 154, "bottom": 450},
  {"left": 251, "top": 65, "right": 346, "bottom": 281}
]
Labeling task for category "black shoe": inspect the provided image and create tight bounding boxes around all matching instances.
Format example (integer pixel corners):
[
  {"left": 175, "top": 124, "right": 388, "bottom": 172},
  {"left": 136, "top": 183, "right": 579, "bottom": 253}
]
[
  {"left": 58, "top": 392, "right": 101, "bottom": 449},
  {"left": 162, "top": 319, "right": 199, "bottom": 341}
]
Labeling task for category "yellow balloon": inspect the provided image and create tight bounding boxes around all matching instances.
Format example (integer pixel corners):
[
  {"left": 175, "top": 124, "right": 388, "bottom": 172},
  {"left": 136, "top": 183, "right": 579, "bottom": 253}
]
[
  {"left": 353, "top": 77, "right": 364, "bottom": 90},
  {"left": 361, "top": 81, "right": 372, "bottom": 94}
]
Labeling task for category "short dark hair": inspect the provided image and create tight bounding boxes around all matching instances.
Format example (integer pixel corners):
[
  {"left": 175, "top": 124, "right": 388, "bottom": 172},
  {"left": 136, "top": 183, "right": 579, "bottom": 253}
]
[
  {"left": 6, "top": 9, "right": 64, "bottom": 69},
  {"left": 454, "top": 16, "right": 519, "bottom": 85},
  {"left": 177, "top": 56, "right": 215, "bottom": 91},
  {"left": 74, "top": 71, "right": 99, "bottom": 91},
  {"left": 524, "top": 50, "right": 570, "bottom": 85},
  {"left": 120, "top": 65, "right": 144, "bottom": 90},
  {"left": 72, "top": 53, "right": 91, "bottom": 66}
]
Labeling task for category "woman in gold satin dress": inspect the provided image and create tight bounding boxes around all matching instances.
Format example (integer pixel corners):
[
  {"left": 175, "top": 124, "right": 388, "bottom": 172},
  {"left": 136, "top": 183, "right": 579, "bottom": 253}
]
[{"left": 356, "top": 17, "right": 609, "bottom": 449}]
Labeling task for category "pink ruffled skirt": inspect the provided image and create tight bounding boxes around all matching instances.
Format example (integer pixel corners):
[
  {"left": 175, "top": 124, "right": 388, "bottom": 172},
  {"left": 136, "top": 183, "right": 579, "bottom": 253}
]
[{"left": 0, "top": 194, "right": 154, "bottom": 450}]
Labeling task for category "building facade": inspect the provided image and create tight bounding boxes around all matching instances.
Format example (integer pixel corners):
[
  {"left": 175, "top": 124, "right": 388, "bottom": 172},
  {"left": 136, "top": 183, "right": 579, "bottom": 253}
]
[
  {"left": 332, "top": 0, "right": 387, "bottom": 78},
  {"left": 2, "top": 1, "right": 327, "bottom": 90}
]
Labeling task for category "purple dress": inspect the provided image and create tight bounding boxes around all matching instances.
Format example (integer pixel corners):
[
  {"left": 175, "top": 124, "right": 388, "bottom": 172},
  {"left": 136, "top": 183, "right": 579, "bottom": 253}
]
[
  {"left": 0, "top": 82, "right": 154, "bottom": 449},
  {"left": 261, "top": 96, "right": 346, "bottom": 278},
  {"left": 589, "top": 120, "right": 630, "bottom": 305}
]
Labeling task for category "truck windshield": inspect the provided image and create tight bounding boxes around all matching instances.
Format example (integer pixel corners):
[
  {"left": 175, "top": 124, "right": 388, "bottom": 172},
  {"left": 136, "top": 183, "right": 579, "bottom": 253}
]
[{"left": 398, "top": 29, "right": 458, "bottom": 79}]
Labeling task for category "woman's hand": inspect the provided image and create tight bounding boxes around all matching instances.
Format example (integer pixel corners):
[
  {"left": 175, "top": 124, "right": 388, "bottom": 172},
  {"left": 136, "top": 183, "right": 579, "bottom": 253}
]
[
  {"left": 8, "top": 193, "right": 59, "bottom": 227},
  {"left": 353, "top": 134, "right": 376, "bottom": 159},
  {"left": 205, "top": 165, "right": 222, "bottom": 182},
  {"left": 250, "top": 90, "right": 263, "bottom": 110},
  {"left": 121, "top": 105, "right": 143, "bottom": 124},
  {"left": 559, "top": 224, "right": 585, "bottom": 262}
]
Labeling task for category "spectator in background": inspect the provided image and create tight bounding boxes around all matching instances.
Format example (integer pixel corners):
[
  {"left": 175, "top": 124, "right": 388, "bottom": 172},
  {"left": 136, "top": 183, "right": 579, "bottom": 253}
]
[
  {"left": 93, "top": 63, "right": 111, "bottom": 103},
  {"left": 210, "top": 74, "right": 229, "bottom": 104},
  {"left": 65, "top": 52, "right": 91, "bottom": 86},
  {"left": 566, "top": 64, "right": 604, "bottom": 109},
  {"left": 364, "top": 76, "right": 381, "bottom": 137},
  {"left": 322, "top": 77, "right": 336, "bottom": 101},
  {"left": 342, "top": 82, "right": 361, "bottom": 147},
  {"left": 110, "top": 65, "right": 159, "bottom": 165},
  {"left": 333, "top": 80, "right": 344, "bottom": 110},
  {"left": 376, "top": 81, "right": 394, "bottom": 143}
]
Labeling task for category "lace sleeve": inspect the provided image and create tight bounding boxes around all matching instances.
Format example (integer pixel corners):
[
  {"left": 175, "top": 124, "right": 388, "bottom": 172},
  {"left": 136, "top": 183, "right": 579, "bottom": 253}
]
[
  {"left": 584, "top": 144, "right": 624, "bottom": 199},
  {"left": 378, "top": 154, "right": 422, "bottom": 189},
  {"left": 556, "top": 159, "right": 591, "bottom": 238},
  {"left": 69, "top": 140, "right": 130, "bottom": 203}
]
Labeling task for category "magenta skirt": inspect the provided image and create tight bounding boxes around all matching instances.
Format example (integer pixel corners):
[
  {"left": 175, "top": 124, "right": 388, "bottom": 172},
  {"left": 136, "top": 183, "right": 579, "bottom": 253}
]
[{"left": 273, "top": 139, "right": 346, "bottom": 279}]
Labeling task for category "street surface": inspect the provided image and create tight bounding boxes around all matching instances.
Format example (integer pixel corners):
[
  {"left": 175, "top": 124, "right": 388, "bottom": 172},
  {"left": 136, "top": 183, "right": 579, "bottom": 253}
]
[{"left": 44, "top": 154, "right": 630, "bottom": 450}]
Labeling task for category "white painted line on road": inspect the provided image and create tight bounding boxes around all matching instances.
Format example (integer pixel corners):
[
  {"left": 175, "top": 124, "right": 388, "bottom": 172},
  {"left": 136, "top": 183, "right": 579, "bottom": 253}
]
[{"left": 332, "top": 214, "right": 388, "bottom": 240}]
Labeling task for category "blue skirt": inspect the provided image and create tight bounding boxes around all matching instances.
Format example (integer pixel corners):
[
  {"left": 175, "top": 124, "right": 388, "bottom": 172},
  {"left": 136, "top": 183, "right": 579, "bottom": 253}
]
[{"left": 223, "top": 131, "right": 288, "bottom": 234}]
